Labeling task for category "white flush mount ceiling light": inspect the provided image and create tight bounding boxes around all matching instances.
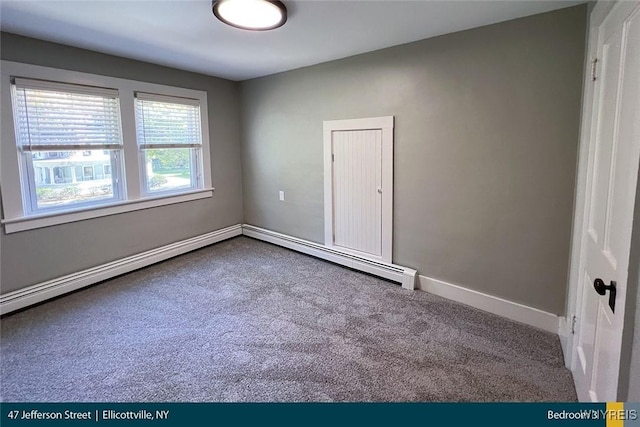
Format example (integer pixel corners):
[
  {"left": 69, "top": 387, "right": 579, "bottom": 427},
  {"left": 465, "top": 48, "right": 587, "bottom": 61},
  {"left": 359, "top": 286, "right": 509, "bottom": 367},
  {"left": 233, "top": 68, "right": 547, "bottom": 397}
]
[{"left": 212, "top": 0, "right": 287, "bottom": 31}]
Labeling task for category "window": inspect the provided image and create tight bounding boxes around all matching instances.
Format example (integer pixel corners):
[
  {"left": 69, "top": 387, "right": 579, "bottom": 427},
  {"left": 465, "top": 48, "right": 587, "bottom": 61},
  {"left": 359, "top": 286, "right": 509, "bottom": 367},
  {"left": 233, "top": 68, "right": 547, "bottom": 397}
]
[
  {"left": 1, "top": 61, "right": 212, "bottom": 233},
  {"left": 135, "top": 93, "right": 202, "bottom": 195},
  {"left": 12, "top": 78, "right": 123, "bottom": 213}
]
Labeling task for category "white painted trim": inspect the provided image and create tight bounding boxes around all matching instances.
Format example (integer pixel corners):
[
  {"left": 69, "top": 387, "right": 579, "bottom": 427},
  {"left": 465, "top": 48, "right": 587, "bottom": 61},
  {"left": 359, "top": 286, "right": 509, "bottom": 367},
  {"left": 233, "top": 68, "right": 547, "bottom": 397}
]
[
  {"left": 558, "top": 316, "right": 572, "bottom": 366},
  {"left": 323, "top": 116, "right": 394, "bottom": 262},
  {"left": 323, "top": 127, "right": 334, "bottom": 250},
  {"left": 323, "top": 116, "right": 394, "bottom": 132},
  {"left": 242, "top": 224, "right": 558, "bottom": 333},
  {"left": 2, "top": 188, "right": 214, "bottom": 233},
  {"left": 0, "top": 224, "right": 242, "bottom": 315},
  {"left": 381, "top": 124, "right": 394, "bottom": 263},
  {"left": 242, "top": 224, "right": 417, "bottom": 288},
  {"left": 417, "top": 275, "right": 559, "bottom": 333}
]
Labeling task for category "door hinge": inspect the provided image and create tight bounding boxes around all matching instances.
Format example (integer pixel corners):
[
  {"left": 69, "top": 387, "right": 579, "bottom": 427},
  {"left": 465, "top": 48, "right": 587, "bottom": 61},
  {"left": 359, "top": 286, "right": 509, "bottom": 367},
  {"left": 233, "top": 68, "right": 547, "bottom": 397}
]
[
  {"left": 332, "top": 154, "right": 334, "bottom": 162},
  {"left": 591, "top": 58, "right": 598, "bottom": 82},
  {"left": 570, "top": 315, "right": 577, "bottom": 335}
]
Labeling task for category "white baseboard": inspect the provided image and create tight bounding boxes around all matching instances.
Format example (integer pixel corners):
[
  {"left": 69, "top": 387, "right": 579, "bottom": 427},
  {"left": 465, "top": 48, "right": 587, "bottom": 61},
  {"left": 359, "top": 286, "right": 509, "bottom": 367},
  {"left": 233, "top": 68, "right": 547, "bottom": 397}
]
[
  {"left": 2, "top": 221, "right": 560, "bottom": 337},
  {"left": 0, "top": 224, "right": 243, "bottom": 315},
  {"left": 417, "top": 275, "right": 559, "bottom": 333},
  {"left": 242, "top": 224, "right": 417, "bottom": 289},
  {"left": 242, "top": 225, "right": 558, "bottom": 333}
]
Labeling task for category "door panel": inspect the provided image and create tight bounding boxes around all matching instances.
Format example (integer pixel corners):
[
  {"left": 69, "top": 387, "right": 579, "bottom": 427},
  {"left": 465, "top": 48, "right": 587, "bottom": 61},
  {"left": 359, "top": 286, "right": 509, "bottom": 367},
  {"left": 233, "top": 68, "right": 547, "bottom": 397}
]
[
  {"left": 577, "top": 271, "right": 597, "bottom": 375},
  {"left": 332, "top": 129, "right": 382, "bottom": 257},
  {"left": 591, "top": 304, "right": 617, "bottom": 401},
  {"left": 587, "top": 35, "right": 620, "bottom": 248}
]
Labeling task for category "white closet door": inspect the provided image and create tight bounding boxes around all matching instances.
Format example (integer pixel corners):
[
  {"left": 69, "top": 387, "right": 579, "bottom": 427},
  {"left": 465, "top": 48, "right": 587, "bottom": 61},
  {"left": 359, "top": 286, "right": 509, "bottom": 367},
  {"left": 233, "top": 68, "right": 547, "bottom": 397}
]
[{"left": 332, "top": 129, "right": 382, "bottom": 257}]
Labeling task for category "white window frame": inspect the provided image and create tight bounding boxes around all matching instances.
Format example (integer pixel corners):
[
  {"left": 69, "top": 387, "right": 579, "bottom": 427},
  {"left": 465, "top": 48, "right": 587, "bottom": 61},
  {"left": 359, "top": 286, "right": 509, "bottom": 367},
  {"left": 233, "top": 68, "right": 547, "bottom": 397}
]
[
  {"left": 12, "top": 78, "right": 126, "bottom": 215},
  {"left": 0, "top": 61, "right": 213, "bottom": 234},
  {"left": 134, "top": 92, "right": 204, "bottom": 197}
]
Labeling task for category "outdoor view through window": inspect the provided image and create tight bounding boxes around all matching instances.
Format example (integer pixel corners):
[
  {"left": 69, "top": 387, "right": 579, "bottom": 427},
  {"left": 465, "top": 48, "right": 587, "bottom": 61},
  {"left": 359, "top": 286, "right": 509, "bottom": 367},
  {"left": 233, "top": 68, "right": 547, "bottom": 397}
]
[
  {"left": 13, "top": 79, "right": 122, "bottom": 212},
  {"left": 12, "top": 78, "right": 203, "bottom": 215},
  {"left": 135, "top": 93, "right": 201, "bottom": 195},
  {"left": 29, "top": 150, "right": 117, "bottom": 209}
]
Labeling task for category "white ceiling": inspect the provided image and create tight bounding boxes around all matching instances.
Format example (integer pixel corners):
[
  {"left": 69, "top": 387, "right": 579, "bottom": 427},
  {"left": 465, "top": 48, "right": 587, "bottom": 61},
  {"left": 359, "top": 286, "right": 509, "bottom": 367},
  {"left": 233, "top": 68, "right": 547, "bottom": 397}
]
[{"left": 1, "top": 0, "right": 585, "bottom": 81}]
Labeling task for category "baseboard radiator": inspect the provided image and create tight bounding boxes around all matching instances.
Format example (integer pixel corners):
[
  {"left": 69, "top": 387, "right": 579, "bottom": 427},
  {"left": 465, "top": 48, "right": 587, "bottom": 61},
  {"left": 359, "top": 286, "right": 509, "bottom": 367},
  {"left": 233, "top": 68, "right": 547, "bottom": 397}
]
[
  {"left": 242, "top": 225, "right": 558, "bottom": 333},
  {"left": 242, "top": 224, "right": 417, "bottom": 290},
  {"left": 1, "top": 223, "right": 558, "bottom": 335},
  {"left": 0, "top": 224, "right": 243, "bottom": 315}
]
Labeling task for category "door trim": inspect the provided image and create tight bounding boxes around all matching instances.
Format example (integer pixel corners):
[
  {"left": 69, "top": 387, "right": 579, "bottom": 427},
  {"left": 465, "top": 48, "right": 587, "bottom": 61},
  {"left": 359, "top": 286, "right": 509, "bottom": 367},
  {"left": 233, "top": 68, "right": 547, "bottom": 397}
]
[{"left": 323, "top": 116, "right": 394, "bottom": 263}]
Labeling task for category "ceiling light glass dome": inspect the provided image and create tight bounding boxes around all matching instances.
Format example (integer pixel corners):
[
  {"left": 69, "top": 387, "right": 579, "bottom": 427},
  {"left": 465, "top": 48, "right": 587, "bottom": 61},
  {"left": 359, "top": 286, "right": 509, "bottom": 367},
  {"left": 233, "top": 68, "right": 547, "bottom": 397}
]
[{"left": 213, "top": 0, "right": 287, "bottom": 31}]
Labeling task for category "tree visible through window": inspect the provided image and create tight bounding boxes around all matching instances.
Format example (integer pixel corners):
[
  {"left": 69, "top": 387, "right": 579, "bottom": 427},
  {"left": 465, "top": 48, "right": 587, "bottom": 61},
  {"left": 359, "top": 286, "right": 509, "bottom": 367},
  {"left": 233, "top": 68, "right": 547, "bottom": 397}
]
[
  {"left": 3, "top": 63, "right": 212, "bottom": 229},
  {"left": 135, "top": 92, "right": 202, "bottom": 194}
]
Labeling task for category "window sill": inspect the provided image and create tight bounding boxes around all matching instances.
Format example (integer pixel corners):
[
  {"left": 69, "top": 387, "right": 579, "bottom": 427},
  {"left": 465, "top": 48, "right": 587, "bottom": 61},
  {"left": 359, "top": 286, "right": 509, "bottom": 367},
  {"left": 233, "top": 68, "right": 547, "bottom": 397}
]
[{"left": 1, "top": 188, "right": 214, "bottom": 234}]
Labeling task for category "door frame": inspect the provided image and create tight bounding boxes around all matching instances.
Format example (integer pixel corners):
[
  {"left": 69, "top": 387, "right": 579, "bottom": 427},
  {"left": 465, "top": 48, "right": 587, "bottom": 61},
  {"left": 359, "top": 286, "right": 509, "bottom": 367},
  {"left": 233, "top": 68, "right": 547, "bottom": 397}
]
[
  {"left": 564, "top": 0, "right": 640, "bottom": 400},
  {"left": 323, "top": 116, "right": 394, "bottom": 263}
]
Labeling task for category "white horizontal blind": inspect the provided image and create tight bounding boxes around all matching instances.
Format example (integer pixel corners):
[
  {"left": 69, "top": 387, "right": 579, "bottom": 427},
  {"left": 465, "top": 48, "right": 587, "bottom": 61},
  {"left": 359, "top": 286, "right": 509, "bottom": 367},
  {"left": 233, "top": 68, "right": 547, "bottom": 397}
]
[
  {"left": 13, "top": 78, "right": 122, "bottom": 151},
  {"left": 135, "top": 92, "right": 201, "bottom": 149}
]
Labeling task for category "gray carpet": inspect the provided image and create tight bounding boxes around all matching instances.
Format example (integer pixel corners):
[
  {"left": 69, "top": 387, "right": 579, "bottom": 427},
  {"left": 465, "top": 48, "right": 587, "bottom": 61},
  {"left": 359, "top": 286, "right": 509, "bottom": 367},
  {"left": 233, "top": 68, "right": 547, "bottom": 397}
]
[{"left": 0, "top": 236, "right": 577, "bottom": 402}]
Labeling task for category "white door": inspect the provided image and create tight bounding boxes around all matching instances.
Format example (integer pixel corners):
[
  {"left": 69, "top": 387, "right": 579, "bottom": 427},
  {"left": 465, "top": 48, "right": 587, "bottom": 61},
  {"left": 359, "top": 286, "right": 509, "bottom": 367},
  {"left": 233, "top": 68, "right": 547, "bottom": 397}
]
[
  {"left": 332, "top": 129, "right": 383, "bottom": 257},
  {"left": 572, "top": 1, "right": 640, "bottom": 402},
  {"left": 323, "top": 116, "right": 394, "bottom": 262}
]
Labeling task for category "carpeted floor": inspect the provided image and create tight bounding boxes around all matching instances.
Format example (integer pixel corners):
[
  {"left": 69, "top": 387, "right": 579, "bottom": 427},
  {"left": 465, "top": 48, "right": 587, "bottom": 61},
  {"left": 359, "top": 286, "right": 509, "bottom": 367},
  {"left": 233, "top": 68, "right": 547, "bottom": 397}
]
[{"left": 0, "top": 236, "right": 577, "bottom": 402}]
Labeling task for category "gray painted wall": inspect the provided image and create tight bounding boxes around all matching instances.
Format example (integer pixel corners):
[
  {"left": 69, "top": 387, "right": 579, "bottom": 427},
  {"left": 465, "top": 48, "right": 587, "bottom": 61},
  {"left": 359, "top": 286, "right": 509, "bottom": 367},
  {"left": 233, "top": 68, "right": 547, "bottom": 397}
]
[
  {"left": 0, "top": 33, "right": 243, "bottom": 293},
  {"left": 620, "top": 162, "right": 640, "bottom": 401},
  {"left": 240, "top": 5, "right": 587, "bottom": 314}
]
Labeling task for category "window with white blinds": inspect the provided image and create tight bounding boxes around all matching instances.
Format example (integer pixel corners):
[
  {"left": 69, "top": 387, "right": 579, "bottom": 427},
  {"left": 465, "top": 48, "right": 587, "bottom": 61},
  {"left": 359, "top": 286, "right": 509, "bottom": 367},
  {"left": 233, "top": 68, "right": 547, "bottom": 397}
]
[
  {"left": 11, "top": 78, "right": 124, "bottom": 213},
  {"left": 135, "top": 92, "right": 203, "bottom": 195},
  {"left": 135, "top": 92, "right": 202, "bottom": 149},
  {"left": 13, "top": 78, "right": 122, "bottom": 151},
  {"left": 2, "top": 61, "right": 212, "bottom": 232}
]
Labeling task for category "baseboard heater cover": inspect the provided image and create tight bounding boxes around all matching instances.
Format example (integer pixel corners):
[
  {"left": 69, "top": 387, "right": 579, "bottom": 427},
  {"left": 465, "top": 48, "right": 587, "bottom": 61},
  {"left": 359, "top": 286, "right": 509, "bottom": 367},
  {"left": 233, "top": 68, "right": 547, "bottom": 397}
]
[
  {"left": 2, "top": 222, "right": 557, "bottom": 334},
  {"left": 242, "top": 224, "right": 559, "bottom": 334},
  {"left": 241, "top": 224, "right": 417, "bottom": 290},
  {"left": 0, "top": 224, "right": 243, "bottom": 315}
]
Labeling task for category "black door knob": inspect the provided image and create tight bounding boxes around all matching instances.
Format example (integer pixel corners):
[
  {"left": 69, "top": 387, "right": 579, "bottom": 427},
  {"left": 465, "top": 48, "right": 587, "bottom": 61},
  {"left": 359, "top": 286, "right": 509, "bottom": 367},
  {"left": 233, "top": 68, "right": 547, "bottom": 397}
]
[{"left": 593, "top": 278, "right": 617, "bottom": 313}]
